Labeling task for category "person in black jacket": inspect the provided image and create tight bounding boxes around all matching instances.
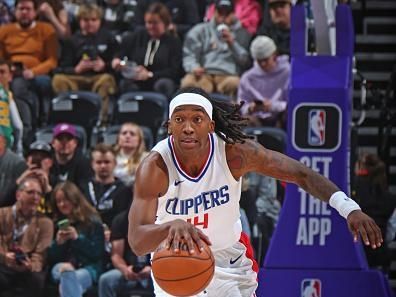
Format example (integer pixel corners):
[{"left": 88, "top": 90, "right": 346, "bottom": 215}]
[
  {"left": 98, "top": 210, "right": 152, "bottom": 297},
  {"left": 111, "top": 2, "right": 182, "bottom": 98},
  {"left": 353, "top": 153, "right": 396, "bottom": 272},
  {"left": 50, "top": 123, "right": 93, "bottom": 190},
  {"left": 257, "top": 0, "right": 291, "bottom": 56},
  {"left": 132, "top": 0, "right": 200, "bottom": 40},
  {"left": 80, "top": 143, "right": 132, "bottom": 228},
  {"left": 52, "top": 3, "right": 118, "bottom": 124}
]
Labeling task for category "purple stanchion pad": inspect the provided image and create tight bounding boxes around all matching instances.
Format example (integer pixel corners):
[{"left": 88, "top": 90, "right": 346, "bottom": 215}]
[{"left": 256, "top": 4, "right": 393, "bottom": 297}]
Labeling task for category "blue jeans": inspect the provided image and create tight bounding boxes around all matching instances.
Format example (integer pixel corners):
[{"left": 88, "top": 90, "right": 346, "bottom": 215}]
[
  {"left": 51, "top": 263, "right": 93, "bottom": 297},
  {"left": 98, "top": 269, "right": 149, "bottom": 297}
]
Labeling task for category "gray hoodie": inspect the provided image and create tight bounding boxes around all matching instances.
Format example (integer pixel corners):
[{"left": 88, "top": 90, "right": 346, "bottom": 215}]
[{"left": 182, "top": 18, "right": 251, "bottom": 75}]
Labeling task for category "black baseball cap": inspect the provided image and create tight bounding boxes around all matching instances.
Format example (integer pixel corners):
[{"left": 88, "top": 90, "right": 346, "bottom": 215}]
[
  {"left": 215, "top": 0, "right": 234, "bottom": 13},
  {"left": 28, "top": 140, "right": 52, "bottom": 156}
]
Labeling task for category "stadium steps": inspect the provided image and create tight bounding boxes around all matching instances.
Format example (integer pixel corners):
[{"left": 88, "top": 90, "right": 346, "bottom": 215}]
[
  {"left": 355, "top": 35, "right": 396, "bottom": 53},
  {"left": 355, "top": 53, "right": 396, "bottom": 73},
  {"left": 352, "top": 1, "right": 396, "bottom": 291},
  {"left": 353, "top": 1, "right": 396, "bottom": 195},
  {"left": 363, "top": 17, "right": 396, "bottom": 35}
]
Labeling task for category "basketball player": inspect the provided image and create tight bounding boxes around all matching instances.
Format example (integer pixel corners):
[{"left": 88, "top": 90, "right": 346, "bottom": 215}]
[{"left": 128, "top": 88, "right": 383, "bottom": 297}]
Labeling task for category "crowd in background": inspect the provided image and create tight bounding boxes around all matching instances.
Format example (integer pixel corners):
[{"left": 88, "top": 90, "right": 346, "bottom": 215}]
[{"left": 0, "top": 0, "right": 395, "bottom": 296}]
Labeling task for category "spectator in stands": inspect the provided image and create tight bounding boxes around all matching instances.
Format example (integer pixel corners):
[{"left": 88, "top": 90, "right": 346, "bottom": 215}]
[
  {"left": 0, "top": 176, "right": 54, "bottom": 297},
  {"left": 50, "top": 123, "right": 92, "bottom": 189},
  {"left": 1, "top": 140, "right": 54, "bottom": 210},
  {"left": 0, "top": 127, "right": 27, "bottom": 206},
  {"left": 0, "top": 0, "right": 13, "bottom": 24},
  {"left": 112, "top": 2, "right": 183, "bottom": 98},
  {"left": 0, "top": 61, "right": 23, "bottom": 155},
  {"left": 181, "top": 0, "right": 250, "bottom": 99},
  {"left": 205, "top": 0, "right": 263, "bottom": 35},
  {"left": 52, "top": 4, "right": 118, "bottom": 125},
  {"left": 37, "top": 0, "right": 70, "bottom": 38},
  {"left": 133, "top": 0, "right": 200, "bottom": 40},
  {"left": 81, "top": 143, "right": 132, "bottom": 228},
  {"left": 353, "top": 153, "right": 396, "bottom": 271},
  {"left": 22, "top": 140, "right": 54, "bottom": 214},
  {"left": 387, "top": 209, "right": 396, "bottom": 245},
  {"left": 238, "top": 36, "right": 289, "bottom": 128},
  {"left": 102, "top": 0, "right": 139, "bottom": 42},
  {"left": 48, "top": 181, "right": 104, "bottom": 297},
  {"left": 98, "top": 210, "right": 152, "bottom": 297},
  {"left": 257, "top": 0, "right": 291, "bottom": 55},
  {"left": 0, "top": 0, "right": 58, "bottom": 124},
  {"left": 243, "top": 172, "right": 281, "bottom": 265},
  {"left": 0, "top": 59, "right": 33, "bottom": 148},
  {"left": 113, "top": 122, "right": 148, "bottom": 187}
]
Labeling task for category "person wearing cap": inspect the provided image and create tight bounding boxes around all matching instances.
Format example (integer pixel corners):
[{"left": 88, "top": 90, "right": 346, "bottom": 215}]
[
  {"left": 0, "top": 126, "right": 27, "bottom": 207},
  {"left": 204, "top": 0, "right": 263, "bottom": 35},
  {"left": 128, "top": 87, "right": 383, "bottom": 296},
  {"left": 180, "top": 0, "right": 251, "bottom": 99},
  {"left": 50, "top": 123, "right": 92, "bottom": 189},
  {"left": 0, "top": 140, "right": 54, "bottom": 210},
  {"left": 237, "top": 35, "right": 290, "bottom": 128},
  {"left": 257, "top": 0, "right": 291, "bottom": 55}
]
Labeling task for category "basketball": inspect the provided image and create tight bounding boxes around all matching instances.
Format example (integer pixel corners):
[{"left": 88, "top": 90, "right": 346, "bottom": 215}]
[{"left": 151, "top": 241, "right": 215, "bottom": 296}]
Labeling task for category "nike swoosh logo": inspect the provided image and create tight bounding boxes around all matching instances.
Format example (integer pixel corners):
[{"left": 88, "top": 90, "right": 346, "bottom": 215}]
[
  {"left": 174, "top": 180, "right": 184, "bottom": 186},
  {"left": 229, "top": 253, "right": 243, "bottom": 265}
]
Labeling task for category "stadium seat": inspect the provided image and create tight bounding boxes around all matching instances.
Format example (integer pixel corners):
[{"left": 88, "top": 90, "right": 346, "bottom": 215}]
[
  {"left": 244, "top": 126, "right": 287, "bottom": 153},
  {"left": 35, "top": 124, "right": 88, "bottom": 154},
  {"left": 113, "top": 91, "right": 168, "bottom": 143},
  {"left": 48, "top": 91, "right": 102, "bottom": 141},
  {"left": 99, "top": 124, "right": 154, "bottom": 150},
  {"left": 209, "top": 92, "right": 232, "bottom": 102}
]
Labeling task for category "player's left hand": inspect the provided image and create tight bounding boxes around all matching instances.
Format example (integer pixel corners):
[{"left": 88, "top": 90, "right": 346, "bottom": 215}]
[{"left": 347, "top": 210, "right": 383, "bottom": 249}]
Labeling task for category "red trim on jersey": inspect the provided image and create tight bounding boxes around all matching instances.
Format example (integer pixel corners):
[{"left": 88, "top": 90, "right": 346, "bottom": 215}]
[{"left": 239, "top": 232, "right": 259, "bottom": 273}]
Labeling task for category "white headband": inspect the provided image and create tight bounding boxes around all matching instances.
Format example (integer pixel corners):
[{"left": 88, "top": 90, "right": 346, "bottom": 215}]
[{"left": 169, "top": 93, "right": 213, "bottom": 120}]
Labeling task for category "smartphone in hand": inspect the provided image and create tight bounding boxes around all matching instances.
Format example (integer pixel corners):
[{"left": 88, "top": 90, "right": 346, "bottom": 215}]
[{"left": 57, "top": 219, "right": 70, "bottom": 230}]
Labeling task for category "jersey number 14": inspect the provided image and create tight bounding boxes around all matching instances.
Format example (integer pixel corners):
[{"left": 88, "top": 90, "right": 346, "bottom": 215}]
[{"left": 187, "top": 213, "right": 209, "bottom": 229}]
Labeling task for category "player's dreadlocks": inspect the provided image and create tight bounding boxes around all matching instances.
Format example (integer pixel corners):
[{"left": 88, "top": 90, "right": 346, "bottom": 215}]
[{"left": 169, "top": 87, "right": 253, "bottom": 144}]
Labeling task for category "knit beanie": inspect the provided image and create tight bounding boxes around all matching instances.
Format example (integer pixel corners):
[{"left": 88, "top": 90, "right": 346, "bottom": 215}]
[{"left": 250, "top": 36, "right": 277, "bottom": 60}]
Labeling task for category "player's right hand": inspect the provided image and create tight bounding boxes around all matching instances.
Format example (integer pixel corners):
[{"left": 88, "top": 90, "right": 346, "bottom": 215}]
[
  {"left": 347, "top": 210, "right": 383, "bottom": 249},
  {"left": 166, "top": 219, "right": 211, "bottom": 254}
]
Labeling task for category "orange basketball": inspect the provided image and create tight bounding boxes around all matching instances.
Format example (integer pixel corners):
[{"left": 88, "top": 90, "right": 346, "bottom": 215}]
[{"left": 151, "top": 241, "right": 215, "bottom": 296}]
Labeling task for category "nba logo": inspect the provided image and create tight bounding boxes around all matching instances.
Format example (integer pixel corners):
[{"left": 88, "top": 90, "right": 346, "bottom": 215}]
[
  {"left": 308, "top": 109, "right": 326, "bottom": 146},
  {"left": 301, "top": 279, "right": 321, "bottom": 297}
]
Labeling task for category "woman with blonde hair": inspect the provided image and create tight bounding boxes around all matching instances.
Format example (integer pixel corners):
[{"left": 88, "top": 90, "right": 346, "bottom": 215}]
[
  {"left": 113, "top": 122, "right": 148, "bottom": 186},
  {"left": 48, "top": 181, "right": 104, "bottom": 297}
]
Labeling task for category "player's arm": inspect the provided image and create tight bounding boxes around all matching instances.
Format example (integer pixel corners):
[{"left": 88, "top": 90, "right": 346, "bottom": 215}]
[
  {"left": 128, "top": 152, "right": 170, "bottom": 256},
  {"left": 227, "top": 139, "right": 337, "bottom": 201},
  {"left": 226, "top": 140, "right": 383, "bottom": 248},
  {"left": 128, "top": 152, "right": 210, "bottom": 256}
]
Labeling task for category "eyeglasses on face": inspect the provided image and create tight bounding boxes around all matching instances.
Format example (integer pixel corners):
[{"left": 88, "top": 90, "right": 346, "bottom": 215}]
[{"left": 22, "top": 189, "right": 43, "bottom": 196}]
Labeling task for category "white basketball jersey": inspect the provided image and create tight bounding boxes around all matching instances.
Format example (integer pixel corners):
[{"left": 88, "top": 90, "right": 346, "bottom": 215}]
[{"left": 152, "top": 133, "right": 242, "bottom": 251}]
